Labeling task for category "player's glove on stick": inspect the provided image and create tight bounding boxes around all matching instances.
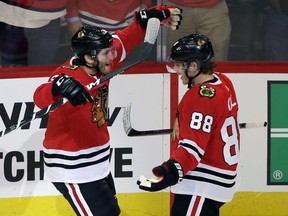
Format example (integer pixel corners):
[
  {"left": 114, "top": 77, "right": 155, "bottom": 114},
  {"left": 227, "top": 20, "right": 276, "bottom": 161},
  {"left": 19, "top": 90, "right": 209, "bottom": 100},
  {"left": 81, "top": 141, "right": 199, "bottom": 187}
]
[
  {"left": 137, "top": 159, "right": 183, "bottom": 192},
  {"left": 135, "top": 6, "right": 182, "bottom": 30},
  {"left": 52, "top": 75, "right": 93, "bottom": 106}
]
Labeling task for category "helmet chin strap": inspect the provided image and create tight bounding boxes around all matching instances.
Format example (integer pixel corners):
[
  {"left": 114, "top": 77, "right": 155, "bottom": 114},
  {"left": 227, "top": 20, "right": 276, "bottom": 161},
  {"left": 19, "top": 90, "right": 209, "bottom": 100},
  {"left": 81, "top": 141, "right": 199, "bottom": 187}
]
[{"left": 183, "top": 61, "right": 202, "bottom": 89}]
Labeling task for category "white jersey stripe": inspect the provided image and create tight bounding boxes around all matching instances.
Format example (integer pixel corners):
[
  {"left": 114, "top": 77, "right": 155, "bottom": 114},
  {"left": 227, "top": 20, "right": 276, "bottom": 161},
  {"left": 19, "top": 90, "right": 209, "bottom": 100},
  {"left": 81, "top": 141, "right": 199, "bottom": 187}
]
[
  {"left": 180, "top": 139, "right": 205, "bottom": 155},
  {"left": 178, "top": 139, "right": 205, "bottom": 162},
  {"left": 186, "top": 195, "right": 197, "bottom": 216},
  {"left": 43, "top": 142, "right": 110, "bottom": 183},
  {"left": 195, "top": 197, "right": 205, "bottom": 216},
  {"left": 112, "top": 35, "right": 126, "bottom": 62},
  {"left": 0, "top": 2, "right": 66, "bottom": 28},
  {"left": 179, "top": 145, "right": 202, "bottom": 162}
]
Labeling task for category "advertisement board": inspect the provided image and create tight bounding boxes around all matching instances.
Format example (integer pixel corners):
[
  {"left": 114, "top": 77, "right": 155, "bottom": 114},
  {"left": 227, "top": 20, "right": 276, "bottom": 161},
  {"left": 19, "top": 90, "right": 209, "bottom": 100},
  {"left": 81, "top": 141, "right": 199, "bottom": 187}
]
[
  {"left": 1, "top": 62, "right": 288, "bottom": 215},
  {"left": 268, "top": 81, "right": 288, "bottom": 185},
  {"left": 0, "top": 74, "right": 171, "bottom": 198}
]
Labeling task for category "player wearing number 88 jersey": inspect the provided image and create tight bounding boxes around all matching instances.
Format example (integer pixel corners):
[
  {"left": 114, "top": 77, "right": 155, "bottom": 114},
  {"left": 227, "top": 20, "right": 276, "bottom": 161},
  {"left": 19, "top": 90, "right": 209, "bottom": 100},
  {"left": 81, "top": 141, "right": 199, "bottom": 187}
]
[{"left": 137, "top": 34, "right": 240, "bottom": 216}]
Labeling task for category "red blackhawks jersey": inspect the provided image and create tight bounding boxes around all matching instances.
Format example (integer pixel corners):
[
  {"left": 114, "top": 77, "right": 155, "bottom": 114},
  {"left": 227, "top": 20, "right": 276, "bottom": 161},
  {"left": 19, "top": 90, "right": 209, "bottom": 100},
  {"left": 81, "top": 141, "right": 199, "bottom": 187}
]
[
  {"left": 0, "top": 0, "right": 67, "bottom": 28},
  {"left": 66, "top": 0, "right": 152, "bottom": 32},
  {"left": 170, "top": 72, "right": 240, "bottom": 202},
  {"left": 33, "top": 22, "right": 145, "bottom": 183}
]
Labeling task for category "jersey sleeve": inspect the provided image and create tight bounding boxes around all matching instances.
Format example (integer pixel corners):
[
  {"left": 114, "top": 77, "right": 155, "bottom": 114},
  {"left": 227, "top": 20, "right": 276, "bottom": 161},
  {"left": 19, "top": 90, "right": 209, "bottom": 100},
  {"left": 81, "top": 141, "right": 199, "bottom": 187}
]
[
  {"left": 33, "top": 62, "right": 76, "bottom": 108},
  {"left": 113, "top": 21, "right": 145, "bottom": 62},
  {"left": 33, "top": 69, "right": 63, "bottom": 109},
  {"left": 33, "top": 82, "right": 58, "bottom": 109}
]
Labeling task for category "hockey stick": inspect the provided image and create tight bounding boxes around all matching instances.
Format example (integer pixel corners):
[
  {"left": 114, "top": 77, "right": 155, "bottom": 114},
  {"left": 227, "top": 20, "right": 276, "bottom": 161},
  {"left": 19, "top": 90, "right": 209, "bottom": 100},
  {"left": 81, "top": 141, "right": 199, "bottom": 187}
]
[
  {"left": 123, "top": 103, "right": 268, "bottom": 137},
  {"left": 0, "top": 18, "right": 161, "bottom": 138}
]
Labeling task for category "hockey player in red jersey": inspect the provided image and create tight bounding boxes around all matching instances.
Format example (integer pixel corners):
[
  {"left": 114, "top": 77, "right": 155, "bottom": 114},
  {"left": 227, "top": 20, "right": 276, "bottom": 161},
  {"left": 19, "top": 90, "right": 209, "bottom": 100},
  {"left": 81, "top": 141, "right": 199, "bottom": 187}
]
[
  {"left": 137, "top": 34, "right": 240, "bottom": 216},
  {"left": 33, "top": 6, "right": 181, "bottom": 216}
]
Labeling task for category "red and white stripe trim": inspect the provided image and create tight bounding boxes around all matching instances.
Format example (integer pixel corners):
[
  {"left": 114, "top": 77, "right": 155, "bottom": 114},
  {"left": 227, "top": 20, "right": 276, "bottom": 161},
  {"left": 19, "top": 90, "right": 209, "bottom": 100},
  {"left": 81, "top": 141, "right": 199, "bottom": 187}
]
[{"left": 66, "top": 183, "right": 93, "bottom": 216}]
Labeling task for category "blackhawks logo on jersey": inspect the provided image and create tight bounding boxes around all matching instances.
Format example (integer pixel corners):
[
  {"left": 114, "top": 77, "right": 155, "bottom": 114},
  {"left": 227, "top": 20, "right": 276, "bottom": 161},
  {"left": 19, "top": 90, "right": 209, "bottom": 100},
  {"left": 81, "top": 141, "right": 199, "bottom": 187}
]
[
  {"left": 91, "top": 85, "right": 109, "bottom": 127},
  {"left": 199, "top": 85, "right": 216, "bottom": 98}
]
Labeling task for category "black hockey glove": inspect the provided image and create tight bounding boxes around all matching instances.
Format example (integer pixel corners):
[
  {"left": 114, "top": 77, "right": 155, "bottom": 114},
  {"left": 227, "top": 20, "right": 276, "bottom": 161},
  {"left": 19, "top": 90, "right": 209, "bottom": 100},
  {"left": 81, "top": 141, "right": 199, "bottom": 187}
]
[
  {"left": 135, "top": 5, "right": 182, "bottom": 30},
  {"left": 137, "top": 159, "right": 183, "bottom": 192},
  {"left": 52, "top": 74, "right": 93, "bottom": 106}
]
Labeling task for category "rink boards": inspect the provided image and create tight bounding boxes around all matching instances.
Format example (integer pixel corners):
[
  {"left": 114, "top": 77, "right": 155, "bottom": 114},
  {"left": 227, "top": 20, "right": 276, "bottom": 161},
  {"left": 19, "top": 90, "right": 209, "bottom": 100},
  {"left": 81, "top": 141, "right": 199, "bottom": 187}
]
[{"left": 0, "top": 62, "right": 288, "bottom": 215}]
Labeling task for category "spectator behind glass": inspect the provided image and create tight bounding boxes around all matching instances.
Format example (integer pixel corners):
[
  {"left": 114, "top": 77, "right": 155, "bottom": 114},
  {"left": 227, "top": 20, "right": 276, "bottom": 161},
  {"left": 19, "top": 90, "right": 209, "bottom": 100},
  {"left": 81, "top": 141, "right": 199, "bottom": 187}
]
[
  {"left": 65, "top": 0, "right": 152, "bottom": 37},
  {"left": 0, "top": 0, "right": 66, "bottom": 66},
  {"left": 265, "top": 0, "right": 288, "bottom": 61},
  {"left": 165, "top": 0, "right": 231, "bottom": 61}
]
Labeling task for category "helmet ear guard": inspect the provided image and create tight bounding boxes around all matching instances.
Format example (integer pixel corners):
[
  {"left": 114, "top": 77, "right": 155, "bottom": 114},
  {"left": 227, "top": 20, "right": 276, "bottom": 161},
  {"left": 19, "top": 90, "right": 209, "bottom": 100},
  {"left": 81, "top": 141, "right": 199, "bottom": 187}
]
[
  {"left": 182, "top": 61, "right": 190, "bottom": 71},
  {"left": 89, "top": 50, "right": 98, "bottom": 62}
]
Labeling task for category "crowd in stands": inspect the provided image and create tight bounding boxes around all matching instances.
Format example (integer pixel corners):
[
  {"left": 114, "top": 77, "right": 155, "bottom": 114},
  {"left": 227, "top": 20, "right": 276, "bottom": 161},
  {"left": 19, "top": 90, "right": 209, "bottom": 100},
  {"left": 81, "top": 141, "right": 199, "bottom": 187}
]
[{"left": 0, "top": 0, "right": 287, "bottom": 66}]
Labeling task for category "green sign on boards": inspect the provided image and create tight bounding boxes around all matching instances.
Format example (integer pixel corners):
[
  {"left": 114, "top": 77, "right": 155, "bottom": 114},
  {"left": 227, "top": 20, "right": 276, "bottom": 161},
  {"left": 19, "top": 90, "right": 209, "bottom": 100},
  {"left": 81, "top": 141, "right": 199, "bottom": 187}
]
[{"left": 268, "top": 81, "right": 288, "bottom": 185}]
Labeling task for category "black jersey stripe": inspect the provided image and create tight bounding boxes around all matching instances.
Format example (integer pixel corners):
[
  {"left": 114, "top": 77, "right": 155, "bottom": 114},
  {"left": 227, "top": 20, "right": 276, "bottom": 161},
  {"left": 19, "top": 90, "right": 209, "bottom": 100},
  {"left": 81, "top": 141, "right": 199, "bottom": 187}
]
[
  {"left": 184, "top": 175, "right": 236, "bottom": 188},
  {"left": 44, "top": 154, "right": 110, "bottom": 169},
  {"left": 43, "top": 145, "right": 110, "bottom": 160},
  {"left": 179, "top": 142, "right": 203, "bottom": 159},
  {"left": 194, "top": 167, "right": 237, "bottom": 180}
]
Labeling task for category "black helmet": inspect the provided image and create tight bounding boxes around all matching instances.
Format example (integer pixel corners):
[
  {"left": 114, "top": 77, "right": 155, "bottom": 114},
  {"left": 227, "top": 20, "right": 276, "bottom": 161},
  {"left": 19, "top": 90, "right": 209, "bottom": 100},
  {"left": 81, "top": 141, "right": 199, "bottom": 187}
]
[
  {"left": 169, "top": 33, "right": 214, "bottom": 67},
  {"left": 71, "top": 25, "right": 113, "bottom": 60}
]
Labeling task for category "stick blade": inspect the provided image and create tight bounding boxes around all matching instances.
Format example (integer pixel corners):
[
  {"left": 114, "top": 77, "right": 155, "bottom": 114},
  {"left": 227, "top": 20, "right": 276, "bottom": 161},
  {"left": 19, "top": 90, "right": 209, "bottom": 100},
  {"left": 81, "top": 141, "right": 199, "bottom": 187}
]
[
  {"left": 122, "top": 103, "right": 173, "bottom": 137},
  {"left": 144, "top": 18, "right": 160, "bottom": 44}
]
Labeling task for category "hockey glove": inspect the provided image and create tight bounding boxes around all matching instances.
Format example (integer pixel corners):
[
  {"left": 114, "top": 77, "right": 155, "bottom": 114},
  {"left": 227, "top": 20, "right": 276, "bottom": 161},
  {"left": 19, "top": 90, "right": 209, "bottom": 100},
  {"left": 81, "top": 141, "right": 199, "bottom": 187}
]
[
  {"left": 52, "top": 74, "right": 93, "bottom": 106},
  {"left": 135, "top": 6, "right": 182, "bottom": 30},
  {"left": 137, "top": 159, "right": 183, "bottom": 192}
]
